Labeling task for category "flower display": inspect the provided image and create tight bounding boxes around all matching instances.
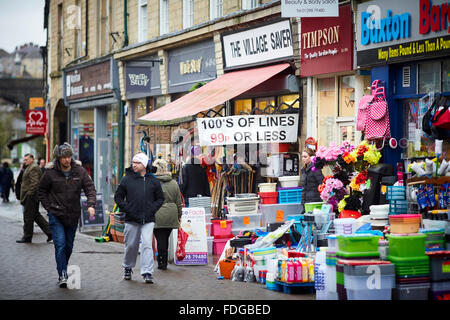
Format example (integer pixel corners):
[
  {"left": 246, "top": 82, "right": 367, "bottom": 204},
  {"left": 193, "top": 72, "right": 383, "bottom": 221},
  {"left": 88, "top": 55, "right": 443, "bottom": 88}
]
[{"left": 312, "top": 140, "right": 383, "bottom": 213}]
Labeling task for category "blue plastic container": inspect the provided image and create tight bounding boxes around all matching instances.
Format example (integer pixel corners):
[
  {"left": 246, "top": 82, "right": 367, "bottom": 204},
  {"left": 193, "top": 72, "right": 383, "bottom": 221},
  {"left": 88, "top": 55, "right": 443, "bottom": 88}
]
[
  {"left": 278, "top": 188, "right": 302, "bottom": 204},
  {"left": 389, "top": 200, "right": 408, "bottom": 215},
  {"left": 386, "top": 186, "right": 406, "bottom": 200}
]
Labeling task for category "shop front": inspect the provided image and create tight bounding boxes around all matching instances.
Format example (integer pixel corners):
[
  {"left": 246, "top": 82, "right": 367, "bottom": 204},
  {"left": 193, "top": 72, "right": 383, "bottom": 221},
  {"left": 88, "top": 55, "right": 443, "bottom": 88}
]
[
  {"left": 356, "top": 0, "right": 450, "bottom": 167},
  {"left": 63, "top": 56, "right": 121, "bottom": 211},
  {"left": 300, "top": 4, "right": 368, "bottom": 149}
]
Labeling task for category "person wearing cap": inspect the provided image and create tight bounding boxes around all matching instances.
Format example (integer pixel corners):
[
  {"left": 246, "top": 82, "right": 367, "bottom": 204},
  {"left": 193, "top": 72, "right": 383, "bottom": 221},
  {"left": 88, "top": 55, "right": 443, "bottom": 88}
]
[
  {"left": 179, "top": 146, "right": 211, "bottom": 206},
  {"left": 38, "top": 143, "right": 97, "bottom": 288},
  {"left": 16, "top": 153, "right": 52, "bottom": 244},
  {"left": 152, "top": 158, "right": 182, "bottom": 270},
  {"left": 114, "top": 152, "right": 164, "bottom": 283}
]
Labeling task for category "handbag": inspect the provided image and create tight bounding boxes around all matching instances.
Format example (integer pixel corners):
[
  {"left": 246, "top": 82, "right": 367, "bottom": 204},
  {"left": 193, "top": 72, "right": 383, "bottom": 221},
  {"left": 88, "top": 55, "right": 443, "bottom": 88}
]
[
  {"left": 364, "top": 87, "right": 391, "bottom": 141},
  {"left": 176, "top": 227, "right": 189, "bottom": 261},
  {"left": 432, "top": 104, "right": 450, "bottom": 130}
]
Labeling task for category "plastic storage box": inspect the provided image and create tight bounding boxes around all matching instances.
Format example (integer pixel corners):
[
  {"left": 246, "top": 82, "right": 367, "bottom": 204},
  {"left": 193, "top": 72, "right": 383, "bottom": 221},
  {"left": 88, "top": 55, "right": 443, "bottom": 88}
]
[
  {"left": 227, "top": 196, "right": 259, "bottom": 215},
  {"left": 339, "top": 259, "right": 395, "bottom": 300},
  {"left": 389, "top": 214, "right": 421, "bottom": 234},
  {"left": 258, "top": 192, "right": 278, "bottom": 205},
  {"left": 430, "top": 280, "right": 450, "bottom": 300},
  {"left": 392, "top": 282, "right": 430, "bottom": 300},
  {"left": 211, "top": 219, "right": 233, "bottom": 236},
  {"left": 387, "top": 233, "right": 426, "bottom": 258},
  {"left": 278, "top": 176, "right": 300, "bottom": 188},
  {"left": 258, "top": 183, "right": 277, "bottom": 193},
  {"left": 337, "top": 234, "right": 381, "bottom": 253},
  {"left": 304, "top": 202, "right": 324, "bottom": 213},
  {"left": 426, "top": 250, "right": 450, "bottom": 281},
  {"left": 334, "top": 218, "right": 357, "bottom": 235},
  {"left": 327, "top": 235, "right": 338, "bottom": 250},
  {"left": 228, "top": 213, "right": 262, "bottom": 230},
  {"left": 260, "top": 203, "right": 303, "bottom": 226},
  {"left": 213, "top": 235, "right": 234, "bottom": 255},
  {"left": 278, "top": 187, "right": 302, "bottom": 204},
  {"left": 207, "top": 236, "right": 213, "bottom": 255}
]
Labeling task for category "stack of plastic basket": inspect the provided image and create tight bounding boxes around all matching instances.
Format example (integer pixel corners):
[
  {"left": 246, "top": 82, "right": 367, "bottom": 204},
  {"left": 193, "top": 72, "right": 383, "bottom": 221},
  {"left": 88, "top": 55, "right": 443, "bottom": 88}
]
[
  {"left": 387, "top": 233, "right": 431, "bottom": 300},
  {"left": 325, "top": 235, "right": 338, "bottom": 300},
  {"left": 277, "top": 187, "right": 302, "bottom": 204},
  {"left": 226, "top": 195, "right": 261, "bottom": 235},
  {"left": 387, "top": 186, "right": 407, "bottom": 215},
  {"left": 314, "top": 250, "right": 327, "bottom": 300},
  {"left": 426, "top": 250, "right": 450, "bottom": 300},
  {"left": 337, "top": 259, "right": 395, "bottom": 300}
]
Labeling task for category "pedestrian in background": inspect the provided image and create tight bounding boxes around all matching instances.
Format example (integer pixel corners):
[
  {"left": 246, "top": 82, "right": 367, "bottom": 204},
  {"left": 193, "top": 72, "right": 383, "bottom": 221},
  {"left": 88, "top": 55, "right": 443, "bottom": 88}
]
[
  {"left": 16, "top": 154, "right": 52, "bottom": 244},
  {"left": 1, "top": 162, "right": 14, "bottom": 202},
  {"left": 152, "top": 158, "right": 182, "bottom": 270},
  {"left": 300, "top": 148, "right": 324, "bottom": 213},
  {"left": 15, "top": 164, "right": 24, "bottom": 204},
  {"left": 38, "top": 158, "right": 46, "bottom": 174},
  {"left": 114, "top": 152, "right": 164, "bottom": 284},
  {"left": 38, "top": 143, "right": 97, "bottom": 288},
  {"left": 179, "top": 146, "right": 211, "bottom": 207}
]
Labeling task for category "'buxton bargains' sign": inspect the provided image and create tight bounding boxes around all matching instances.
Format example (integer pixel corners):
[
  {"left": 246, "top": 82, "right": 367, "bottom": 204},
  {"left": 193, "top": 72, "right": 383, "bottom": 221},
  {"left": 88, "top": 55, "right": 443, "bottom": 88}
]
[
  {"left": 357, "top": 0, "right": 450, "bottom": 67},
  {"left": 222, "top": 20, "right": 294, "bottom": 69},
  {"left": 197, "top": 114, "right": 299, "bottom": 147},
  {"left": 300, "top": 4, "right": 353, "bottom": 76}
]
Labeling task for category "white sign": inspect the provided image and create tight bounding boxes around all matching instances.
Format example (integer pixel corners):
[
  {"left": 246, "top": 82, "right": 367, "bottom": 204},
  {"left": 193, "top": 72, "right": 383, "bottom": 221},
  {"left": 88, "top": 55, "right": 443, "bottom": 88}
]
[
  {"left": 282, "top": 0, "right": 339, "bottom": 18},
  {"left": 222, "top": 20, "right": 294, "bottom": 69},
  {"left": 197, "top": 114, "right": 299, "bottom": 146},
  {"left": 174, "top": 207, "right": 208, "bottom": 265}
]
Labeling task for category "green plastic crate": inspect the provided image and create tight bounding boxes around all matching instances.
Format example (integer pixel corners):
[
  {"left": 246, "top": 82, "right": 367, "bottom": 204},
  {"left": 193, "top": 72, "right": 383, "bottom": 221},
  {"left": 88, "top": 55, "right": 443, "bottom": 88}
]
[
  {"left": 387, "top": 234, "right": 426, "bottom": 258},
  {"left": 304, "top": 202, "right": 324, "bottom": 213},
  {"left": 336, "top": 250, "right": 380, "bottom": 258},
  {"left": 337, "top": 234, "right": 381, "bottom": 253}
]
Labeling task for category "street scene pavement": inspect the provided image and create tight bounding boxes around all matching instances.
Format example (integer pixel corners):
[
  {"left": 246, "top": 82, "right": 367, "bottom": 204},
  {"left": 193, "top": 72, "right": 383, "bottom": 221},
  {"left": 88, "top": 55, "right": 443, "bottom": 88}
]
[{"left": 0, "top": 175, "right": 314, "bottom": 300}]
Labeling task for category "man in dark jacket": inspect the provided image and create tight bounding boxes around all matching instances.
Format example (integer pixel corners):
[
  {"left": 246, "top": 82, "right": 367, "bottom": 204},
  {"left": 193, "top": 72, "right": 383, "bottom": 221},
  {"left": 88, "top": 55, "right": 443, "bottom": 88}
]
[
  {"left": 179, "top": 147, "right": 211, "bottom": 206},
  {"left": 114, "top": 152, "right": 164, "bottom": 284},
  {"left": 38, "top": 143, "right": 97, "bottom": 288},
  {"left": 1, "top": 162, "right": 14, "bottom": 202},
  {"left": 17, "top": 154, "right": 52, "bottom": 243}
]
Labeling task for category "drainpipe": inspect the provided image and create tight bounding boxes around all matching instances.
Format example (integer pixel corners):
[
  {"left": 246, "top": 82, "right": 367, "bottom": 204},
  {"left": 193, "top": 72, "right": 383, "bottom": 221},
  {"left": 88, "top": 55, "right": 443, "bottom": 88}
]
[
  {"left": 119, "top": 1, "right": 129, "bottom": 177},
  {"left": 123, "top": 0, "right": 129, "bottom": 48}
]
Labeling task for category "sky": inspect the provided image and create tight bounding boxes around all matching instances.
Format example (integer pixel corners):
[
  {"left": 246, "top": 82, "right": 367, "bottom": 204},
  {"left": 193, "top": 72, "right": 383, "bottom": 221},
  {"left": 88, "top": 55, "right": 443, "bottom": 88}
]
[{"left": 0, "top": 0, "right": 46, "bottom": 53}]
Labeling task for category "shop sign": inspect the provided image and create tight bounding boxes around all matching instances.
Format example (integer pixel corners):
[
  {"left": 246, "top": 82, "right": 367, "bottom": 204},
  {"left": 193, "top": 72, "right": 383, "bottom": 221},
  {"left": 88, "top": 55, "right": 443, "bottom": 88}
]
[
  {"left": 222, "top": 20, "right": 294, "bottom": 69},
  {"left": 125, "top": 65, "right": 152, "bottom": 95},
  {"left": 168, "top": 39, "right": 216, "bottom": 94},
  {"left": 174, "top": 207, "right": 208, "bottom": 265},
  {"left": 196, "top": 114, "right": 299, "bottom": 147},
  {"left": 26, "top": 110, "right": 47, "bottom": 135},
  {"left": 29, "top": 97, "right": 44, "bottom": 110},
  {"left": 65, "top": 60, "right": 113, "bottom": 100},
  {"left": 357, "top": 0, "right": 450, "bottom": 66},
  {"left": 281, "top": 0, "right": 339, "bottom": 18},
  {"left": 300, "top": 4, "right": 353, "bottom": 76}
]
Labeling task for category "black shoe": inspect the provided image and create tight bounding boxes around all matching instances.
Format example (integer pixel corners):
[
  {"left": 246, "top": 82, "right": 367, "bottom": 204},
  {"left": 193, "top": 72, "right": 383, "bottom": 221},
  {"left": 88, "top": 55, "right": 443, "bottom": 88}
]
[
  {"left": 46, "top": 235, "right": 53, "bottom": 243},
  {"left": 58, "top": 271, "right": 68, "bottom": 288},
  {"left": 123, "top": 268, "right": 132, "bottom": 280},
  {"left": 16, "top": 238, "right": 32, "bottom": 243},
  {"left": 143, "top": 273, "right": 154, "bottom": 284}
]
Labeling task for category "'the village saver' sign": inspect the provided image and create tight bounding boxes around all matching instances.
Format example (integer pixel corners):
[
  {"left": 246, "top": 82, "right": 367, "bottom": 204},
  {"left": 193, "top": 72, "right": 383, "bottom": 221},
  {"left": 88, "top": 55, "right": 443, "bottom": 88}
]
[
  {"left": 222, "top": 20, "right": 294, "bottom": 69},
  {"left": 300, "top": 4, "right": 353, "bottom": 76},
  {"left": 197, "top": 114, "right": 299, "bottom": 146}
]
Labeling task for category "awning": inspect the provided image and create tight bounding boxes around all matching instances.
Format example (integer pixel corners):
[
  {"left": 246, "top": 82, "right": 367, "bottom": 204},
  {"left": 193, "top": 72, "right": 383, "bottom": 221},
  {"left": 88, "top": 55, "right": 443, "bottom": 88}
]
[{"left": 137, "top": 63, "right": 291, "bottom": 126}]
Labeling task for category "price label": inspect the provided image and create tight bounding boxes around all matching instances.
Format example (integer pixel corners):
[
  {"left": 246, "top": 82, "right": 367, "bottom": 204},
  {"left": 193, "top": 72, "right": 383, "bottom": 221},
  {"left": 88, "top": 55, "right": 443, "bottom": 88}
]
[
  {"left": 220, "top": 220, "right": 227, "bottom": 229},
  {"left": 381, "top": 185, "right": 387, "bottom": 194},
  {"left": 243, "top": 216, "right": 250, "bottom": 225},
  {"left": 210, "top": 133, "right": 230, "bottom": 144},
  {"left": 276, "top": 210, "right": 284, "bottom": 222}
]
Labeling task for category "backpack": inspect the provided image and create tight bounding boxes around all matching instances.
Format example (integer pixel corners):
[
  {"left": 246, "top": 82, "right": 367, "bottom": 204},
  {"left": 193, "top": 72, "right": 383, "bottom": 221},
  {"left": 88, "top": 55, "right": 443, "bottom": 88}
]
[{"left": 357, "top": 80, "right": 379, "bottom": 131}]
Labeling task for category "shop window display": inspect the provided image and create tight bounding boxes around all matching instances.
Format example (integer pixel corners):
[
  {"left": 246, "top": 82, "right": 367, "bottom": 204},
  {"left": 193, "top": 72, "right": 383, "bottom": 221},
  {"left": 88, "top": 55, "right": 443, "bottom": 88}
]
[
  {"left": 317, "top": 77, "right": 336, "bottom": 148},
  {"left": 419, "top": 61, "right": 441, "bottom": 94},
  {"left": 442, "top": 59, "right": 450, "bottom": 92},
  {"left": 338, "top": 76, "right": 356, "bottom": 118},
  {"left": 72, "top": 109, "right": 95, "bottom": 178}
]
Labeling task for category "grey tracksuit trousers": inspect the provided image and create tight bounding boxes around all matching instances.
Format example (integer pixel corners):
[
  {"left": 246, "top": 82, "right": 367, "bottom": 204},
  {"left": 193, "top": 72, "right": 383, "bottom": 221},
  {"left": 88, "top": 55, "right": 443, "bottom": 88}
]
[{"left": 122, "top": 221, "right": 155, "bottom": 276}]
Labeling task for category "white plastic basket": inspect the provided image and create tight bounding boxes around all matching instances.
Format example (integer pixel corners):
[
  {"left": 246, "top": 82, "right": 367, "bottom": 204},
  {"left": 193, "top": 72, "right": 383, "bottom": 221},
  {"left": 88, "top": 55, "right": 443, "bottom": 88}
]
[
  {"left": 227, "top": 196, "right": 259, "bottom": 215},
  {"left": 258, "top": 183, "right": 277, "bottom": 193},
  {"left": 278, "top": 176, "right": 300, "bottom": 188}
]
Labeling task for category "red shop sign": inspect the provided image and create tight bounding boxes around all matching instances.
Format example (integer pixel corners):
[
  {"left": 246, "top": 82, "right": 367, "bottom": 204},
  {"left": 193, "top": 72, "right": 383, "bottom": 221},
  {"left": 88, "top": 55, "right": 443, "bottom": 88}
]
[
  {"left": 26, "top": 110, "right": 47, "bottom": 135},
  {"left": 300, "top": 4, "right": 353, "bottom": 77}
]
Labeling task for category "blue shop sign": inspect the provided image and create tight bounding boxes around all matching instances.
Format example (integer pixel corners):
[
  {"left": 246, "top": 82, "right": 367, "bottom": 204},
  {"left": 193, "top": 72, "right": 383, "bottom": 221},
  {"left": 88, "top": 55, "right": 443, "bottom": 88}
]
[{"left": 361, "top": 9, "right": 411, "bottom": 45}]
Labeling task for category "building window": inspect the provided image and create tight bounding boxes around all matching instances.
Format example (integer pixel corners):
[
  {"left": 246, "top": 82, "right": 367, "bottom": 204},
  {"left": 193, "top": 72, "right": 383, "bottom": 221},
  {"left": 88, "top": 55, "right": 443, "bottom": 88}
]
[
  {"left": 419, "top": 61, "right": 441, "bottom": 94},
  {"left": 183, "top": 0, "right": 194, "bottom": 29},
  {"left": 138, "top": 0, "right": 148, "bottom": 42},
  {"left": 317, "top": 78, "right": 336, "bottom": 147},
  {"left": 442, "top": 59, "right": 450, "bottom": 92},
  {"left": 74, "top": 0, "right": 82, "bottom": 58},
  {"left": 58, "top": 3, "right": 64, "bottom": 69},
  {"left": 338, "top": 75, "right": 356, "bottom": 118},
  {"left": 160, "top": 0, "right": 169, "bottom": 35},
  {"left": 242, "top": 0, "right": 258, "bottom": 10},
  {"left": 234, "top": 99, "right": 252, "bottom": 115},
  {"left": 278, "top": 94, "right": 300, "bottom": 111},
  {"left": 210, "top": 0, "right": 223, "bottom": 20}
]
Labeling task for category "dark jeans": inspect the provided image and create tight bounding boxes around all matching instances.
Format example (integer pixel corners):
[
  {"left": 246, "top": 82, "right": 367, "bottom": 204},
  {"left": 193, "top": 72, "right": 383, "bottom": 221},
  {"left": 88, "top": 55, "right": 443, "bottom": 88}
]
[
  {"left": 23, "top": 194, "right": 51, "bottom": 240},
  {"left": 154, "top": 228, "right": 173, "bottom": 265},
  {"left": 48, "top": 212, "right": 78, "bottom": 277}
]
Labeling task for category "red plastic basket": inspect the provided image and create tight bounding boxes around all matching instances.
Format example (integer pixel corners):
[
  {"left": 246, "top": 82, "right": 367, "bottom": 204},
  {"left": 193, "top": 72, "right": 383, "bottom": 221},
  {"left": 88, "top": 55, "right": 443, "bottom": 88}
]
[{"left": 259, "top": 192, "right": 278, "bottom": 204}]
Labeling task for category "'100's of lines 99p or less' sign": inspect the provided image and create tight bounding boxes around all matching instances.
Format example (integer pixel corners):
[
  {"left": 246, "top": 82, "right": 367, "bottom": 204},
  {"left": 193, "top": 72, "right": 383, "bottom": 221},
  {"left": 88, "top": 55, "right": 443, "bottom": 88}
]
[{"left": 196, "top": 114, "right": 299, "bottom": 146}]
